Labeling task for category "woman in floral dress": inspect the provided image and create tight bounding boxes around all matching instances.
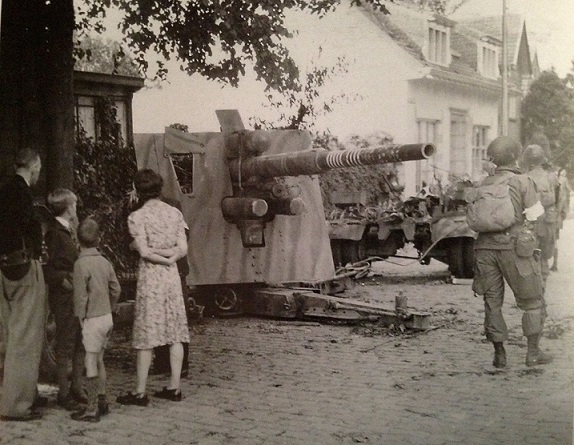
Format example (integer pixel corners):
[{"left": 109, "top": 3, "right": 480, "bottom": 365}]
[{"left": 117, "top": 169, "right": 190, "bottom": 406}]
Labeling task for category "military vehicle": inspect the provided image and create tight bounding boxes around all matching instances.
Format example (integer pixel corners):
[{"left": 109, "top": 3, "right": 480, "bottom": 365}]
[
  {"left": 327, "top": 180, "right": 477, "bottom": 279},
  {"left": 133, "top": 110, "right": 436, "bottom": 315}
]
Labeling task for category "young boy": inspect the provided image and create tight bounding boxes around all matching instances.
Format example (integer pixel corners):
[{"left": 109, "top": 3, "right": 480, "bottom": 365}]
[
  {"left": 71, "top": 218, "right": 121, "bottom": 422},
  {"left": 44, "top": 188, "right": 84, "bottom": 411}
]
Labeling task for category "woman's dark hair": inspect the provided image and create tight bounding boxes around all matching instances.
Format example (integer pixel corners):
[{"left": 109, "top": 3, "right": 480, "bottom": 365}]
[{"left": 134, "top": 169, "right": 163, "bottom": 202}]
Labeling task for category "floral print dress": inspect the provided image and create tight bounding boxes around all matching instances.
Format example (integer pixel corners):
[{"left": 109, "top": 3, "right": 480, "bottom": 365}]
[{"left": 128, "top": 199, "right": 190, "bottom": 349}]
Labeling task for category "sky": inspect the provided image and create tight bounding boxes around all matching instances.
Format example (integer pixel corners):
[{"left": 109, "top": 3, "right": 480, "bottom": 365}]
[
  {"left": 452, "top": 0, "right": 574, "bottom": 77},
  {"left": 123, "top": 0, "right": 574, "bottom": 136}
]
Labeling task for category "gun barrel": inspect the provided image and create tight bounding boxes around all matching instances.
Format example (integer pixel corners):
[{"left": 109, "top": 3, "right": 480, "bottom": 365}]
[{"left": 229, "top": 143, "right": 435, "bottom": 181}]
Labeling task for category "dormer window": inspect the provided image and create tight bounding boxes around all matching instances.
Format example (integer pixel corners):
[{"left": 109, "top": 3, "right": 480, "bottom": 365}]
[
  {"left": 477, "top": 41, "right": 499, "bottom": 79},
  {"left": 427, "top": 23, "right": 450, "bottom": 66}
]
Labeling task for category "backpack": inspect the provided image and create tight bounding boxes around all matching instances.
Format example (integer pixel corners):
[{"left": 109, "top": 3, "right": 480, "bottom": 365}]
[
  {"left": 464, "top": 174, "right": 516, "bottom": 233},
  {"left": 532, "top": 172, "right": 555, "bottom": 208}
]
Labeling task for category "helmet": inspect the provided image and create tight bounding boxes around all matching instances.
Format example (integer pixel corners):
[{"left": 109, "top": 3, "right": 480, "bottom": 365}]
[
  {"left": 523, "top": 144, "right": 546, "bottom": 167},
  {"left": 486, "top": 136, "right": 522, "bottom": 166},
  {"left": 529, "top": 131, "right": 550, "bottom": 152}
]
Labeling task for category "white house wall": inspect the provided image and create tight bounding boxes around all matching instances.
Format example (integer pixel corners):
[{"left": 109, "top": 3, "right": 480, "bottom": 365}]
[
  {"left": 285, "top": 4, "right": 427, "bottom": 142},
  {"left": 403, "top": 78, "right": 499, "bottom": 197}
]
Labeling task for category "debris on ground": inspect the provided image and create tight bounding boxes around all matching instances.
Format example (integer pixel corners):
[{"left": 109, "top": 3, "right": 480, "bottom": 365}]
[{"left": 545, "top": 318, "right": 571, "bottom": 340}]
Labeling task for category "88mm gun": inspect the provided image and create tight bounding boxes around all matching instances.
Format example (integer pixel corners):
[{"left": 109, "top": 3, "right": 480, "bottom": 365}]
[{"left": 133, "top": 110, "right": 435, "bottom": 317}]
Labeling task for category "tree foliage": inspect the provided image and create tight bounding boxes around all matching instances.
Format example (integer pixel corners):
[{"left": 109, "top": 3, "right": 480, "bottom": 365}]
[
  {"left": 74, "top": 35, "right": 141, "bottom": 76},
  {"left": 316, "top": 132, "right": 406, "bottom": 217},
  {"left": 521, "top": 70, "right": 574, "bottom": 171},
  {"left": 74, "top": 98, "right": 139, "bottom": 275},
  {"left": 409, "top": 0, "right": 470, "bottom": 15},
  {"left": 249, "top": 50, "right": 359, "bottom": 131},
  {"left": 75, "top": 0, "right": 389, "bottom": 91}
]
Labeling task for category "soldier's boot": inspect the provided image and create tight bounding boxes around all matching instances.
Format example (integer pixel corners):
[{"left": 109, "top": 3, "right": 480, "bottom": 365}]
[
  {"left": 492, "top": 342, "right": 507, "bottom": 368},
  {"left": 525, "top": 334, "right": 553, "bottom": 367}
]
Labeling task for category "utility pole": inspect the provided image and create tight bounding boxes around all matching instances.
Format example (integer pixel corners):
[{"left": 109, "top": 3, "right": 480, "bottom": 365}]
[{"left": 501, "top": 0, "right": 509, "bottom": 135}]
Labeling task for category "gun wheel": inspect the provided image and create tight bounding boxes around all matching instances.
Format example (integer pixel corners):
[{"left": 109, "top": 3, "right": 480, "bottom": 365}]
[{"left": 214, "top": 288, "right": 239, "bottom": 312}]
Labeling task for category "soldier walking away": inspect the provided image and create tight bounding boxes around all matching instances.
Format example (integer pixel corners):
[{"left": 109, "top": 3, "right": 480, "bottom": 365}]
[
  {"left": 468, "top": 136, "right": 552, "bottom": 368},
  {"left": 551, "top": 168, "right": 571, "bottom": 271},
  {"left": 523, "top": 144, "right": 559, "bottom": 290},
  {"left": 0, "top": 147, "right": 47, "bottom": 421}
]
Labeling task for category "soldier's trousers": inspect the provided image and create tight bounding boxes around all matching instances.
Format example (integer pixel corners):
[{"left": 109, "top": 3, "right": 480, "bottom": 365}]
[
  {"left": 0, "top": 261, "right": 46, "bottom": 416},
  {"left": 472, "top": 249, "right": 545, "bottom": 343}
]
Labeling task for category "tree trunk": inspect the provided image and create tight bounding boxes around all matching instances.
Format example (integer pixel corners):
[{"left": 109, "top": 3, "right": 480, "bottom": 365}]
[{"left": 0, "top": 0, "right": 75, "bottom": 192}]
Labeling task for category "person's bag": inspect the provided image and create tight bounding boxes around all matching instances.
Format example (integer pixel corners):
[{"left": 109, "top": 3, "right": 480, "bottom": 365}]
[
  {"left": 0, "top": 240, "right": 32, "bottom": 281},
  {"left": 464, "top": 175, "right": 515, "bottom": 233},
  {"left": 542, "top": 206, "right": 558, "bottom": 224},
  {"left": 514, "top": 225, "right": 538, "bottom": 257}
]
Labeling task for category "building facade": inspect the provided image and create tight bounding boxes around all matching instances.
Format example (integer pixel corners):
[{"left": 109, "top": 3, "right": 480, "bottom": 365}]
[{"left": 286, "top": 1, "right": 537, "bottom": 196}]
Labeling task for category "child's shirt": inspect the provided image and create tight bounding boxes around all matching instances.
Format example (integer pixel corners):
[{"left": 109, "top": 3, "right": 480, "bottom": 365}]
[{"left": 73, "top": 247, "right": 121, "bottom": 320}]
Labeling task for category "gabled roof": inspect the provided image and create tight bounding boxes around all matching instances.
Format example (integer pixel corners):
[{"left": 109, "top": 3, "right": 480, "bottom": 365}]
[
  {"left": 360, "top": 2, "right": 516, "bottom": 93},
  {"left": 457, "top": 14, "right": 526, "bottom": 67},
  {"left": 361, "top": 7, "right": 426, "bottom": 63},
  {"left": 531, "top": 52, "right": 541, "bottom": 78}
]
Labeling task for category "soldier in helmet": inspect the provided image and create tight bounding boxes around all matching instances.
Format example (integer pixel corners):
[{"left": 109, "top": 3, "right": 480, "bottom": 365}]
[
  {"left": 471, "top": 136, "right": 552, "bottom": 368},
  {"left": 522, "top": 144, "right": 559, "bottom": 289}
]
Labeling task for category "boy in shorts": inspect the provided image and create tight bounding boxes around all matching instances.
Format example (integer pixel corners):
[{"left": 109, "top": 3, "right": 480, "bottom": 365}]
[{"left": 71, "top": 218, "right": 121, "bottom": 422}]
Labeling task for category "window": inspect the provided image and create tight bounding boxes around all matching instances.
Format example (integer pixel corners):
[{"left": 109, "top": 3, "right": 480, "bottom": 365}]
[
  {"left": 76, "top": 96, "right": 96, "bottom": 140},
  {"left": 428, "top": 24, "right": 449, "bottom": 66},
  {"left": 478, "top": 43, "right": 499, "bottom": 79},
  {"left": 472, "top": 125, "right": 490, "bottom": 179},
  {"left": 114, "top": 100, "right": 128, "bottom": 144},
  {"left": 416, "top": 120, "right": 438, "bottom": 192},
  {"left": 169, "top": 153, "right": 194, "bottom": 195},
  {"left": 74, "top": 95, "right": 129, "bottom": 144}
]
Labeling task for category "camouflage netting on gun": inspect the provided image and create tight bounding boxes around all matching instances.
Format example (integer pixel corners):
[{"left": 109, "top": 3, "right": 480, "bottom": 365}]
[{"left": 317, "top": 132, "right": 406, "bottom": 220}]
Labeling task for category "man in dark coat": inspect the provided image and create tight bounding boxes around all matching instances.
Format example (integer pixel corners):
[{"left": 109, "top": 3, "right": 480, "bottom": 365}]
[{"left": 0, "top": 147, "right": 46, "bottom": 421}]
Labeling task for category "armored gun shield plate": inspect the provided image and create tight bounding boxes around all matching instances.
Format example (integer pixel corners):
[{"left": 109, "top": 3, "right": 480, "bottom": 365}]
[{"left": 134, "top": 122, "right": 335, "bottom": 287}]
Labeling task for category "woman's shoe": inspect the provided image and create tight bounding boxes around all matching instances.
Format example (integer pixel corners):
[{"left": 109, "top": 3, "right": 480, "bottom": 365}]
[
  {"left": 116, "top": 392, "right": 149, "bottom": 406},
  {"left": 153, "top": 387, "right": 182, "bottom": 401}
]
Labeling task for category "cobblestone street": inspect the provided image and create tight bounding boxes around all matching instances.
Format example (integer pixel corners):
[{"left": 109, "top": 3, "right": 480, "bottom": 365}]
[{"left": 2, "top": 221, "right": 573, "bottom": 445}]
